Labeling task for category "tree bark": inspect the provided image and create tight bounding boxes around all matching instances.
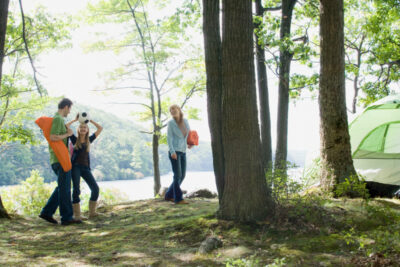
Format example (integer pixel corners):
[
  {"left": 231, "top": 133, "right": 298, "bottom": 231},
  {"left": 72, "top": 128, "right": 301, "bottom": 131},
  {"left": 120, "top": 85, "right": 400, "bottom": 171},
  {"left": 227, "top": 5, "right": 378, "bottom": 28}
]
[
  {"left": 152, "top": 131, "right": 161, "bottom": 196},
  {"left": 219, "top": 0, "right": 274, "bottom": 222},
  {"left": 319, "top": 0, "right": 356, "bottom": 190},
  {"left": 274, "top": 0, "right": 297, "bottom": 172},
  {"left": 202, "top": 0, "right": 225, "bottom": 202},
  {"left": 255, "top": 0, "right": 272, "bottom": 171},
  {"left": 0, "top": 0, "right": 10, "bottom": 219},
  {"left": 0, "top": 195, "right": 10, "bottom": 219},
  {"left": 0, "top": 0, "right": 10, "bottom": 90}
]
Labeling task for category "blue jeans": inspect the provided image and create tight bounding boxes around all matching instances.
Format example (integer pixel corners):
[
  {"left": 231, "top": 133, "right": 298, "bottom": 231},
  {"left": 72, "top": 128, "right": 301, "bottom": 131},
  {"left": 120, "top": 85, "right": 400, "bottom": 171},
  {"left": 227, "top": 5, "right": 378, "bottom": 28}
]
[
  {"left": 40, "top": 163, "right": 73, "bottom": 223},
  {"left": 72, "top": 165, "right": 99, "bottom": 203},
  {"left": 165, "top": 152, "right": 186, "bottom": 203}
]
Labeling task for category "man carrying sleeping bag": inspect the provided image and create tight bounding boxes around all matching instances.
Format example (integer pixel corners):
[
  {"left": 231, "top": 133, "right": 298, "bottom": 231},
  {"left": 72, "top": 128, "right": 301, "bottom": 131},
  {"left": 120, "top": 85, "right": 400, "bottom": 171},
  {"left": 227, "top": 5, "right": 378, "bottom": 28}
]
[{"left": 38, "top": 98, "right": 82, "bottom": 226}]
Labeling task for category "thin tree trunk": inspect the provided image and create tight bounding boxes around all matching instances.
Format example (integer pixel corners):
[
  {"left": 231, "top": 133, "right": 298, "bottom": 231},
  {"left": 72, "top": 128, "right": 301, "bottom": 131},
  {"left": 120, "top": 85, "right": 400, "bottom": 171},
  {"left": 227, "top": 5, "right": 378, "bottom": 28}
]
[
  {"left": 255, "top": 0, "right": 272, "bottom": 171},
  {"left": 0, "top": 0, "right": 10, "bottom": 89},
  {"left": 152, "top": 132, "right": 161, "bottom": 196},
  {"left": 0, "top": 0, "right": 10, "bottom": 219},
  {"left": 319, "top": 0, "right": 356, "bottom": 190},
  {"left": 0, "top": 195, "right": 10, "bottom": 219},
  {"left": 274, "top": 0, "right": 297, "bottom": 172},
  {"left": 350, "top": 36, "right": 365, "bottom": 114},
  {"left": 219, "top": 0, "right": 274, "bottom": 222},
  {"left": 202, "top": 0, "right": 225, "bottom": 202}
]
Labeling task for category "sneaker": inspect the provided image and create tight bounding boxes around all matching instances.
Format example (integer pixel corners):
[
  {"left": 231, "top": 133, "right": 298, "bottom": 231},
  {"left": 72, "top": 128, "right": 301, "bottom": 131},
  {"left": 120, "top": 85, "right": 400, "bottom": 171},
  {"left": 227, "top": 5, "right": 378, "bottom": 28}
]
[
  {"left": 39, "top": 214, "right": 58, "bottom": 224},
  {"left": 61, "top": 218, "right": 83, "bottom": 226},
  {"left": 175, "top": 200, "right": 189, "bottom": 205}
]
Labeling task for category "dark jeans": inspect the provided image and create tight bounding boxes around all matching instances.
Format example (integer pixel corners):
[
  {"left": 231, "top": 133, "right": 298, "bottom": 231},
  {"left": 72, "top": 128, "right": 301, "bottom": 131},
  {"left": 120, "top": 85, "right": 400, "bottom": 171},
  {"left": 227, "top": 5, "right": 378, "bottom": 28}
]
[
  {"left": 40, "top": 163, "right": 73, "bottom": 223},
  {"left": 165, "top": 152, "right": 186, "bottom": 203},
  {"left": 72, "top": 164, "right": 99, "bottom": 203}
]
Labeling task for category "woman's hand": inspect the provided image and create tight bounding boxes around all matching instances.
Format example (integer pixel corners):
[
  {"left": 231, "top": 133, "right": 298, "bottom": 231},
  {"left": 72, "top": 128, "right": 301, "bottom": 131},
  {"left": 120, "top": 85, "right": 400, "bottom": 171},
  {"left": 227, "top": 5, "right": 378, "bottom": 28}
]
[{"left": 171, "top": 153, "right": 177, "bottom": 160}]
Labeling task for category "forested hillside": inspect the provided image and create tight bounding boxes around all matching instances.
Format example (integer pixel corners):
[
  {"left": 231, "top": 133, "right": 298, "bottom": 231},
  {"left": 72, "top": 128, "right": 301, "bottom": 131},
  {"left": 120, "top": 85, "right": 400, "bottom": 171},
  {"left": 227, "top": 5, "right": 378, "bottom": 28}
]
[{"left": 0, "top": 101, "right": 213, "bottom": 186}]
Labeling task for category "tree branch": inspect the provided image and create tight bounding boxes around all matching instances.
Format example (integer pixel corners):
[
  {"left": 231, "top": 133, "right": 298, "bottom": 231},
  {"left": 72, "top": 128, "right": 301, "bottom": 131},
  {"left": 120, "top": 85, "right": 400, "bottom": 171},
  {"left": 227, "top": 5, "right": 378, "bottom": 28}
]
[
  {"left": 19, "top": 0, "right": 42, "bottom": 96},
  {"left": 106, "top": 101, "right": 152, "bottom": 111},
  {"left": 92, "top": 86, "right": 150, "bottom": 92},
  {"left": 264, "top": 6, "right": 282, "bottom": 12}
]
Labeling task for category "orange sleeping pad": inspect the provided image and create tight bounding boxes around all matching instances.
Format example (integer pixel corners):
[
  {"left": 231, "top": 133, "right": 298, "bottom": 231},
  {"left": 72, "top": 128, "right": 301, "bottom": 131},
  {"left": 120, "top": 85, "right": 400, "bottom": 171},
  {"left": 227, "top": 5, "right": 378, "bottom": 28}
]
[
  {"left": 35, "top": 116, "right": 72, "bottom": 172},
  {"left": 187, "top": 130, "right": 199, "bottom": 146}
]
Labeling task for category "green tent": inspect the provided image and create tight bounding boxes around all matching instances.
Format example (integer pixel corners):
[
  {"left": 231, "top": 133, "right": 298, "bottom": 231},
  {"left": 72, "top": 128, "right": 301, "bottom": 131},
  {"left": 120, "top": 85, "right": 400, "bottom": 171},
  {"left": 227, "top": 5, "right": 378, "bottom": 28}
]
[{"left": 349, "top": 94, "right": 400, "bottom": 185}]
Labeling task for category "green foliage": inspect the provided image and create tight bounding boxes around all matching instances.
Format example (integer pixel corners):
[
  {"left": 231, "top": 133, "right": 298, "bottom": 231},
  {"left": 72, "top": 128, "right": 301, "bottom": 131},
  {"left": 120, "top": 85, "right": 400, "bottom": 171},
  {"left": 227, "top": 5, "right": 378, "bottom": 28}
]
[
  {"left": 266, "top": 257, "right": 287, "bottom": 267},
  {"left": 344, "top": 0, "right": 400, "bottom": 109},
  {"left": 0, "top": 169, "right": 129, "bottom": 216},
  {"left": 256, "top": 0, "right": 319, "bottom": 97},
  {"left": 334, "top": 175, "right": 370, "bottom": 199},
  {"left": 225, "top": 256, "right": 260, "bottom": 267},
  {"left": 1, "top": 170, "right": 55, "bottom": 216},
  {"left": 267, "top": 162, "right": 304, "bottom": 204},
  {"left": 83, "top": 0, "right": 204, "bottom": 148},
  {"left": 0, "top": 125, "right": 35, "bottom": 145},
  {"left": 1, "top": 4, "right": 72, "bottom": 153},
  {"left": 300, "top": 157, "right": 321, "bottom": 188}
]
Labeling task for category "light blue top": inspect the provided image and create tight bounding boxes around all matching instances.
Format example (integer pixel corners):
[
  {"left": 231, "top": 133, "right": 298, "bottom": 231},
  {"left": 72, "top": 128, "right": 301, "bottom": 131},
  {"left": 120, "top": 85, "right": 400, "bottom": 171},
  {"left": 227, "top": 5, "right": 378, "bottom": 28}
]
[{"left": 167, "top": 118, "right": 190, "bottom": 155}]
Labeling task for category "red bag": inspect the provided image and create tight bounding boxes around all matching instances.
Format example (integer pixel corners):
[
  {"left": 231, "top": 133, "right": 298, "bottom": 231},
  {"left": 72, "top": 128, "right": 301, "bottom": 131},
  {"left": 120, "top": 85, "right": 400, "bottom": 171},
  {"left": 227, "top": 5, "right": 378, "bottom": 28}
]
[{"left": 187, "top": 130, "right": 199, "bottom": 146}]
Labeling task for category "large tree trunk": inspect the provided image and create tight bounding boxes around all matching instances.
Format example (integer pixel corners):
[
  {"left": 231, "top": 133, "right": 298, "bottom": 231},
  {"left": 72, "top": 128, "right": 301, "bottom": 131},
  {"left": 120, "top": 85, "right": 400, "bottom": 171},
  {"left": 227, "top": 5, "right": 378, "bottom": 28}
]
[
  {"left": 0, "top": 0, "right": 10, "bottom": 89},
  {"left": 219, "top": 0, "right": 274, "bottom": 222},
  {"left": 0, "top": 195, "right": 10, "bottom": 219},
  {"left": 255, "top": 0, "right": 272, "bottom": 171},
  {"left": 152, "top": 132, "right": 161, "bottom": 196},
  {"left": 274, "top": 0, "right": 297, "bottom": 172},
  {"left": 202, "top": 0, "right": 225, "bottom": 202},
  {"left": 319, "top": 0, "right": 356, "bottom": 190}
]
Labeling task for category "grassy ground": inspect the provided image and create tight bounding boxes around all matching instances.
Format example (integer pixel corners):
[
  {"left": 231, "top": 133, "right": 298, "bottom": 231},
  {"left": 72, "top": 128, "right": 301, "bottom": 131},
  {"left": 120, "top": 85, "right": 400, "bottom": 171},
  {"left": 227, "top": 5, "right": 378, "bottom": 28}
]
[{"left": 1, "top": 196, "right": 400, "bottom": 266}]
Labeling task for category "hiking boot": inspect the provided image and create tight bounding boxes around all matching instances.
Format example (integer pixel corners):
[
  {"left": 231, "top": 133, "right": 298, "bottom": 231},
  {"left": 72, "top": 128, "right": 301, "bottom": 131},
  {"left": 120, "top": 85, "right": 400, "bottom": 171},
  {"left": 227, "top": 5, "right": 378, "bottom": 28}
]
[
  {"left": 165, "top": 198, "right": 174, "bottom": 202},
  {"left": 88, "top": 200, "right": 99, "bottom": 219},
  {"left": 61, "top": 218, "right": 83, "bottom": 226},
  {"left": 39, "top": 214, "right": 58, "bottom": 224}
]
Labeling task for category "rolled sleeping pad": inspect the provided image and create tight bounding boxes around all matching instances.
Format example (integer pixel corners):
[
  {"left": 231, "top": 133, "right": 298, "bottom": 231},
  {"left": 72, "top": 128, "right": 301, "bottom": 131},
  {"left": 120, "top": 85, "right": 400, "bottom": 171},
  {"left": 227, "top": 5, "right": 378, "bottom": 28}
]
[{"left": 35, "top": 116, "right": 72, "bottom": 172}]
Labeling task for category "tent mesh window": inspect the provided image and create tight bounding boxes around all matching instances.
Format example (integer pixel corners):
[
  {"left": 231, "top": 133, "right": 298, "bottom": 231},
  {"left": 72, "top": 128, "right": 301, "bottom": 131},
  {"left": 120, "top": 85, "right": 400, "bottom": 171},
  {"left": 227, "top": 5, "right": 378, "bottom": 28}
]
[{"left": 354, "top": 122, "right": 400, "bottom": 159}]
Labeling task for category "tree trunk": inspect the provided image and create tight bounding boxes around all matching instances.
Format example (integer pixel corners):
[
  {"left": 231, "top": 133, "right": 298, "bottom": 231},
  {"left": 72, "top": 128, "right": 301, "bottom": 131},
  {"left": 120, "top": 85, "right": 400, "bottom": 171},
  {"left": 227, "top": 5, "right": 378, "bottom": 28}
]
[
  {"left": 219, "top": 0, "right": 274, "bottom": 222},
  {"left": 274, "top": 0, "right": 297, "bottom": 172},
  {"left": 202, "top": 0, "right": 225, "bottom": 202},
  {"left": 0, "top": 0, "right": 10, "bottom": 89},
  {"left": 152, "top": 132, "right": 161, "bottom": 196},
  {"left": 319, "top": 0, "right": 356, "bottom": 190},
  {"left": 255, "top": 0, "right": 272, "bottom": 171},
  {"left": 0, "top": 195, "right": 10, "bottom": 219},
  {"left": 0, "top": 0, "right": 10, "bottom": 219}
]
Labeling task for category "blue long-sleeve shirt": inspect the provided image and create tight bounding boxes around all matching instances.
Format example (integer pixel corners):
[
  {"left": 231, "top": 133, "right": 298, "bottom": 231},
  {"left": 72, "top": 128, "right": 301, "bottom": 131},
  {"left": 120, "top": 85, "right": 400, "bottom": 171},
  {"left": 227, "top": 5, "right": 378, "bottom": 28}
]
[{"left": 167, "top": 118, "right": 190, "bottom": 155}]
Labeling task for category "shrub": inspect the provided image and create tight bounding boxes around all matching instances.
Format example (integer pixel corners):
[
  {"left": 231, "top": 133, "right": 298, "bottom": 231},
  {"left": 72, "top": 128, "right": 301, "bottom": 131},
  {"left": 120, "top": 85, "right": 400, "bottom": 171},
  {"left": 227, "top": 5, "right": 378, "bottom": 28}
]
[
  {"left": 335, "top": 174, "right": 370, "bottom": 199},
  {"left": 1, "top": 170, "right": 55, "bottom": 216}
]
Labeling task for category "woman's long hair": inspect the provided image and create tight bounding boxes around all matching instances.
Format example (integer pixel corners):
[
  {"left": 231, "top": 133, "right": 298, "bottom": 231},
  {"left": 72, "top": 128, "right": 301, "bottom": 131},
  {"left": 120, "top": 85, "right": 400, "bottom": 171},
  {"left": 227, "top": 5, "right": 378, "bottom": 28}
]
[
  {"left": 170, "top": 104, "right": 184, "bottom": 123},
  {"left": 75, "top": 123, "right": 90, "bottom": 152}
]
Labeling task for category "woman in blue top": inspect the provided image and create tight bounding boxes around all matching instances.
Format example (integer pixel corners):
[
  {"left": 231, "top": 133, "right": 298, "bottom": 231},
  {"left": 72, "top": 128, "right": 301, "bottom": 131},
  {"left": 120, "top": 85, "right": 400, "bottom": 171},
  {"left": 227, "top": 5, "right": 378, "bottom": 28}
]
[
  {"left": 165, "top": 104, "right": 192, "bottom": 204},
  {"left": 67, "top": 115, "right": 103, "bottom": 219}
]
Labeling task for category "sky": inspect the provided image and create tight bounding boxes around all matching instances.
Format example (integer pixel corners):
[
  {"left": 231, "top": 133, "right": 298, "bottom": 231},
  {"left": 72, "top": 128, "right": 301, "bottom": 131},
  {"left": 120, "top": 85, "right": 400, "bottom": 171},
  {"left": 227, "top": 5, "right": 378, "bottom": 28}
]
[{"left": 21, "top": 0, "right": 333, "bottom": 158}]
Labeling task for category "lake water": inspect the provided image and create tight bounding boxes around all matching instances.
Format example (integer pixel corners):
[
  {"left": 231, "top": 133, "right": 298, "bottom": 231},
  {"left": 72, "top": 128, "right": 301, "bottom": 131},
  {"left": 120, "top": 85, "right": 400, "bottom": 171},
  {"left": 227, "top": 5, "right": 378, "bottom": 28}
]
[
  {"left": 1, "top": 169, "right": 305, "bottom": 201},
  {"left": 96, "top": 171, "right": 217, "bottom": 201},
  {"left": 94, "top": 168, "right": 304, "bottom": 201}
]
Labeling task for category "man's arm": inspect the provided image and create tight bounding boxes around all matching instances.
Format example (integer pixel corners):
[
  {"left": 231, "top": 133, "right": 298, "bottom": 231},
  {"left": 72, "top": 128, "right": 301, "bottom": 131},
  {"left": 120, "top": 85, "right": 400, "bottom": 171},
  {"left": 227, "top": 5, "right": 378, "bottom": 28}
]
[
  {"left": 50, "top": 116, "right": 73, "bottom": 141},
  {"left": 50, "top": 128, "right": 73, "bottom": 141}
]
